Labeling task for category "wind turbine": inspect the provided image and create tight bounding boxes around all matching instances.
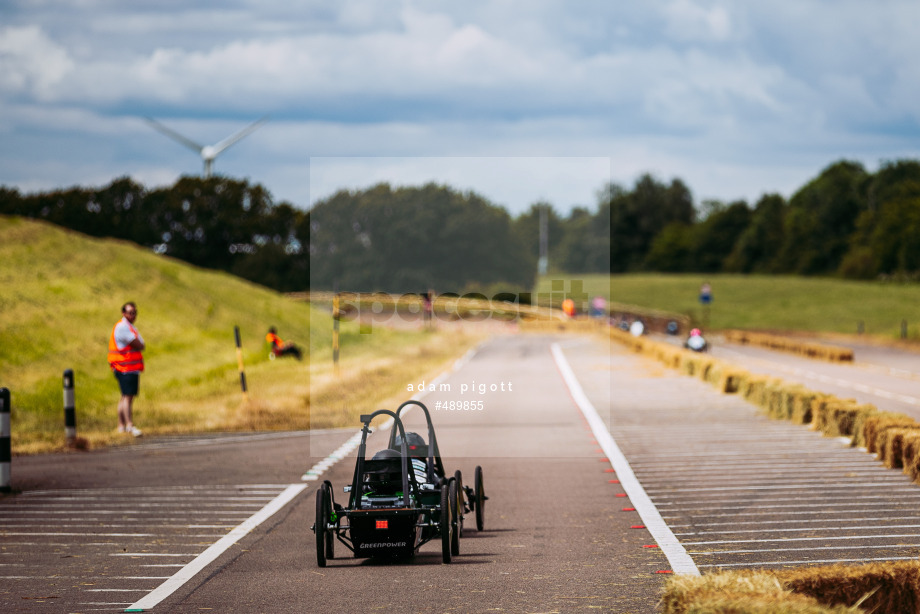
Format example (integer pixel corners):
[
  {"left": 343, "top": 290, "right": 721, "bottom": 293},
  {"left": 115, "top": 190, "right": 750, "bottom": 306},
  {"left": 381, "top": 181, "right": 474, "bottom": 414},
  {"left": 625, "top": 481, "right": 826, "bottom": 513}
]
[{"left": 144, "top": 116, "right": 268, "bottom": 178}]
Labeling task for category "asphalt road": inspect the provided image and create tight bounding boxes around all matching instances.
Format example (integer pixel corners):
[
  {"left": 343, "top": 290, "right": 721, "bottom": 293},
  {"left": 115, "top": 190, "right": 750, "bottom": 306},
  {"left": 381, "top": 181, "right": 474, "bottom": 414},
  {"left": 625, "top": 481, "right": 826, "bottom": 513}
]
[
  {"left": 4, "top": 331, "right": 920, "bottom": 613},
  {"left": 1, "top": 334, "right": 672, "bottom": 614}
]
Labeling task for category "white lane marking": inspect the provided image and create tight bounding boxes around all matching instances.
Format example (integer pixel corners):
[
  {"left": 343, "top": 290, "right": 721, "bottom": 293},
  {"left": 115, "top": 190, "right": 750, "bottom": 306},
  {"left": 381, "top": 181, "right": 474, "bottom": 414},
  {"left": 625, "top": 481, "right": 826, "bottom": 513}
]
[
  {"left": 125, "top": 483, "right": 307, "bottom": 612},
  {"left": 676, "top": 523, "right": 920, "bottom": 536},
  {"left": 685, "top": 533, "right": 920, "bottom": 545},
  {"left": 300, "top": 344, "right": 481, "bottom": 481},
  {"left": 646, "top": 483, "right": 912, "bottom": 494},
  {"left": 673, "top": 516, "right": 920, "bottom": 528},
  {"left": 691, "top": 543, "right": 920, "bottom": 555},
  {"left": 699, "top": 556, "right": 920, "bottom": 568},
  {"left": 550, "top": 342, "right": 699, "bottom": 576}
]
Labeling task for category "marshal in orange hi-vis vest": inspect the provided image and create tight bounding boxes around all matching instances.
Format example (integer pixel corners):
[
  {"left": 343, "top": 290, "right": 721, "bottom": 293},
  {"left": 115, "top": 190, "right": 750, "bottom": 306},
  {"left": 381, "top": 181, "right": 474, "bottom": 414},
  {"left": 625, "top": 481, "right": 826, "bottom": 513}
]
[{"left": 108, "top": 322, "right": 144, "bottom": 373}]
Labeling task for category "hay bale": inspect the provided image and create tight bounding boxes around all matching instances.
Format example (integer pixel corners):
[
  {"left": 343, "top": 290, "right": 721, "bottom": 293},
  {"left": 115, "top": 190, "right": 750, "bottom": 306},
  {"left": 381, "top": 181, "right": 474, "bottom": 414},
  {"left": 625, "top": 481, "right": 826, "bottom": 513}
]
[
  {"left": 863, "top": 413, "right": 919, "bottom": 455},
  {"left": 773, "top": 561, "right": 920, "bottom": 614},
  {"left": 826, "top": 403, "right": 873, "bottom": 439},
  {"left": 719, "top": 368, "right": 745, "bottom": 394},
  {"left": 850, "top": 405, "right": 880, "bottom": 449},
  {"left": 879, "top": 427, "right": 920, "bottom": 470},
  {"left": 899, "top": 430, "right": 920, "bottom": 482},
  {"left": 660, "top": 571, "right": 862, "bottom": 614},
  {"left": 792, "top": 392, "right": 823, "bottom": 425}
]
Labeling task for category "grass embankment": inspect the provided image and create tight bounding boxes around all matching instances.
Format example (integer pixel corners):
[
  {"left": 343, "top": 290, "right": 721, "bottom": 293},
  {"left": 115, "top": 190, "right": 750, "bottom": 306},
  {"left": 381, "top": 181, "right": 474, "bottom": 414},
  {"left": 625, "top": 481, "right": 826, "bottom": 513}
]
[
  {"left": 0, "top": 216, "right": 483, "bottom": 454},
  {"left": 536, "top": 273, "right": 920, "bottom": 341}
]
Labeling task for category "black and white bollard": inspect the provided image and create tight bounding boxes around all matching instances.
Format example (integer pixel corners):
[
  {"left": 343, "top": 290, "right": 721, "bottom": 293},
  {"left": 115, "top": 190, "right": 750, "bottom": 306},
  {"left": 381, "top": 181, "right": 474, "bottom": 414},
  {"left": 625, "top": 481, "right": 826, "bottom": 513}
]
[
  {"left": 234, "top": 326, "right": 248, "bottom": 401},
  {"left": 1, "top": 387, "right": 10, "bottom": 492},
  {"left": 63, "top": 369, "right": 76, "bottom": 445}
]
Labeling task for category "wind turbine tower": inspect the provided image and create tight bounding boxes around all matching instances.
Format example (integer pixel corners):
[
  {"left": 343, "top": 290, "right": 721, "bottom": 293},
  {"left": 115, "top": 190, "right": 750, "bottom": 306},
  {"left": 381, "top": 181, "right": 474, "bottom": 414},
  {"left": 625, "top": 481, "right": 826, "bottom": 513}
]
[{"left": 144, "top": 116, "right": 268, "bottom": 178}]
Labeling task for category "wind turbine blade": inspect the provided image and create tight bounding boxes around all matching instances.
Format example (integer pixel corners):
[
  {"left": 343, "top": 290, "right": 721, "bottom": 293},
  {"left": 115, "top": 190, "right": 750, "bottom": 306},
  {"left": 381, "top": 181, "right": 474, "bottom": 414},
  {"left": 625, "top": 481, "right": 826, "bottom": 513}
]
[
  {"left": 144, "top": 117, "right": 205, "bottom": 153},
  {"left": 210, "top": 116, "right": 268, "bottom": 157}
]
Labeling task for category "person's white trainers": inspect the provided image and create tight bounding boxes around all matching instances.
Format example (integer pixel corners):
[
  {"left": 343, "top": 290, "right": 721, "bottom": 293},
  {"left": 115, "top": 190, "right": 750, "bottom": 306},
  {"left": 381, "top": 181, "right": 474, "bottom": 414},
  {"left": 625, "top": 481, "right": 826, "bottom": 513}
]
[
  {"left": 129, "top": 426, "right": 143, "bottom": 437},
  {"left": 117, "top": 425, "right": 126, "bottom": 433}
]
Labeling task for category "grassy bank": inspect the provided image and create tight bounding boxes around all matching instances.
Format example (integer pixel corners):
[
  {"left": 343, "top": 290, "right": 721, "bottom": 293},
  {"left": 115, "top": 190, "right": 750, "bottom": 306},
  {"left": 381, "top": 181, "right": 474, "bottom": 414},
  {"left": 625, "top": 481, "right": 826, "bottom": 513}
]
[
  {"left": 0, "top": 216, "right": 483, "bottom": 453},
  {"left": 536, "top": 273, "right": 920, "bottom": 340}
]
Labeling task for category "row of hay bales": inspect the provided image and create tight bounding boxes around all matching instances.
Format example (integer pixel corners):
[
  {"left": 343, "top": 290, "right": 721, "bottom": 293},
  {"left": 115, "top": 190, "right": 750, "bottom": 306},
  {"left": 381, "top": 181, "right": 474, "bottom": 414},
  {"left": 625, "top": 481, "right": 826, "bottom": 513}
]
[
  {"left": 661, "top": 562, "right": 920, "bottom": 614},
  {"left": 723, "top": 330, "right": 855, "bottom": 362},
  {"left": 609, "top": 327, "right": 920, "bottom": 614}
]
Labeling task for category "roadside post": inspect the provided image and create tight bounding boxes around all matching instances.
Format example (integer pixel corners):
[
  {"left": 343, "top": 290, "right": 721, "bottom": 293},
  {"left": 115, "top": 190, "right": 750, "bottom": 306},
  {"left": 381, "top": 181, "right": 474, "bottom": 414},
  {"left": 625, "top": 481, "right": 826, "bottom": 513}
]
[
  {"left": 333, "top": 291, "right": 340, "bottom": 378},
  {"left": 63, "top": 369, "right": 76, "bottom": 446},
  {"left": 234, "top": 326, "right": 248, "bottom": 401},
  {"left": 1, "top": 387, "right": 10, "bottom": 492}
]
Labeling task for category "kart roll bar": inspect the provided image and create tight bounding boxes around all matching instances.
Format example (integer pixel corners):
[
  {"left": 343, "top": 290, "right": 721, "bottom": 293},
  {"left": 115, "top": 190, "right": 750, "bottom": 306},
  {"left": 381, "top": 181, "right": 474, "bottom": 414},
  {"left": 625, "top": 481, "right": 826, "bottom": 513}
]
[
  {"left": 387, "top": 400, "right": 445, "bottom": 484},
  {"left": 351, "top": 410, "right": 412, "bottom": 509}
]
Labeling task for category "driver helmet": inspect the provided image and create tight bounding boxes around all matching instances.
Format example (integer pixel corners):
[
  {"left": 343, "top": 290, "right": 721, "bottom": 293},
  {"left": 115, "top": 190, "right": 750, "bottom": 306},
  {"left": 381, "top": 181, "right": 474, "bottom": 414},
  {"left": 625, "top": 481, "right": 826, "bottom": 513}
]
[
  {"left": 394, "top": 431, "right": 426, "bottom": 452},
  {"left": 690, "top": 328, "right": 702, "bottom": 337}
]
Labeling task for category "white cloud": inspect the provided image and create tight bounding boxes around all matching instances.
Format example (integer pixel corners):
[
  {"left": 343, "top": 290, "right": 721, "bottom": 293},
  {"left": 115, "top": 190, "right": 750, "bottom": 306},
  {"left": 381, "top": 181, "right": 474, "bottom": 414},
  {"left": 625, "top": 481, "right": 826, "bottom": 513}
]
[{"left": 0, "top": 26, "right": 74, "bottom": 99}]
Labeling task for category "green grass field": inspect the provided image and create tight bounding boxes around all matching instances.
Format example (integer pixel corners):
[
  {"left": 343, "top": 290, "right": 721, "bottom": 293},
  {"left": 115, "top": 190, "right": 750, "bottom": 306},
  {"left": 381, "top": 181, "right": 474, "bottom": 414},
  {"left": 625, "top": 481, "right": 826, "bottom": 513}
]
[
  {"left": 0, "top": 215, "right": 482, "bottom": 453},
  {"left": 536, "top": 273, "right": 920, "bottom": 340}
]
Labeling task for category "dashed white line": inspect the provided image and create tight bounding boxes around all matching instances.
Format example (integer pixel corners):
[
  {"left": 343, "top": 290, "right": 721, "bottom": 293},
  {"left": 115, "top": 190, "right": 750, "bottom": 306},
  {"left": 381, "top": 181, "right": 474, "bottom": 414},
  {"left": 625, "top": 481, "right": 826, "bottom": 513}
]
[{"left": 125, "top": 483, "right": 307, "bottom": 612}]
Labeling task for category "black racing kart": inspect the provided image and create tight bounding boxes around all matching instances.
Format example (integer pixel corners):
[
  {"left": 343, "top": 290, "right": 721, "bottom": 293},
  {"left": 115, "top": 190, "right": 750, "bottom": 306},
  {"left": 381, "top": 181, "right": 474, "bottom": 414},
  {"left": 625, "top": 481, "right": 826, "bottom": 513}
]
[{"left": 311, "top": 400, "right": 487, "bottom": 566}]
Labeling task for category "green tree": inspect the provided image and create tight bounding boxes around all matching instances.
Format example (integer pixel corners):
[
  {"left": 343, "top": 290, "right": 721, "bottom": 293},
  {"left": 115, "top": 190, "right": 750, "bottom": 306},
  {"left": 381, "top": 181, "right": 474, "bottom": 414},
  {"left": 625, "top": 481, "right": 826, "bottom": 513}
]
[
  {"left": 308, "top": 183, "right": 533, "bottom": 293},
  {"left": 724, "top": 194, "right": 787, "bottom": 273},
  {"left": 773, "top": 160, "right": 869, "bottom": 274},
  {"left": 606, "top": 175, "right": 694, "bottom": 272},
  {"left": 691, "top": 200, "right": 752, "bottom": 272}
]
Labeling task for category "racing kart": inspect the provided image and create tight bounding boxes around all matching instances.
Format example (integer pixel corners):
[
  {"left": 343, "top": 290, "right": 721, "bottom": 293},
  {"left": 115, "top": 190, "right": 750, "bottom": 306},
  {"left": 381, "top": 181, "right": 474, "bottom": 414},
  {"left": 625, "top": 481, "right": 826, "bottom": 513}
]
[{"left": 312, "top": 400, "right": 487, "bottom": 566}]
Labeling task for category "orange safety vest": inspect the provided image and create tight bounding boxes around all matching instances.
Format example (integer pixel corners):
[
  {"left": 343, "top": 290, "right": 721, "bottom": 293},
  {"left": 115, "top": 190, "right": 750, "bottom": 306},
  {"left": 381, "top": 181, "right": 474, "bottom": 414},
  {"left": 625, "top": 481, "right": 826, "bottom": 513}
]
[
  {"left": 109, "top": 321, "right": 144, "bottom": 373},
  {"left": 266, "top": 332, "right": 283, "bottom": 348}
]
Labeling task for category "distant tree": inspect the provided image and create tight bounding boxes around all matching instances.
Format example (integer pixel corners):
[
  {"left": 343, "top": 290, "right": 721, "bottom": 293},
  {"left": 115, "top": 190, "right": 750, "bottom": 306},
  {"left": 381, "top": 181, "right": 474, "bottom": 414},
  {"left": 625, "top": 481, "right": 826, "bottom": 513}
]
[
  {"left": 645, "top": 222, "right": 694, "bottom": 272},
  {"left": 773, "top": 160, "right": 869, "bottom": 274},
  {"left": 511, "top": 201, "right": 565, "bottom": 273},
  {"left": 841, "top": 160, "right": 920, "bottom": 278},
  {"left": 556, "top": 202, "right": 610, "bottom": 274},
  {"left": 724, "top": 194, "right": 787, "bottom": 273},
  {"left": 606, "top": 175, "right": 694, "bottom": 272},
  {"left": 690, "top": 200, "right": 752, "bottom": 272},
  {"left": 308, "top": 183, "right": 533, "bottom": 293}
]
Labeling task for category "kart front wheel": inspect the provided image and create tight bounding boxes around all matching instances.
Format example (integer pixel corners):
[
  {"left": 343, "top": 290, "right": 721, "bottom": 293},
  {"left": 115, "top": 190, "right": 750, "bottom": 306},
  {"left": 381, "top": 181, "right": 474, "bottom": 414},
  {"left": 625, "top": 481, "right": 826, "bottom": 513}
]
[
  {"left": 474, "top": 465, "right": 486, "bottom": 531},
  {"left": 453, "top": 470, "right": 465, "bottom": 538},
  {"left": 450, "top": 479, "right": 460, "bottom": 556},
  {"left": 440, "top": 483, "right": 453, "bottom": 564},
  {"left": 315, "top": 482, "right": 333, "bottom": 567}
]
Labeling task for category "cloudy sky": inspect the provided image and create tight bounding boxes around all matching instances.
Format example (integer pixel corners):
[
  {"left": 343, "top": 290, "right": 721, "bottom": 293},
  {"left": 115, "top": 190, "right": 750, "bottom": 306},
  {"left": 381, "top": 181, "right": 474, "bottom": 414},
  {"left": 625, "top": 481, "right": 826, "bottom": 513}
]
[{"left": 2, "top": 1, "right": 919, "bottom": 215}]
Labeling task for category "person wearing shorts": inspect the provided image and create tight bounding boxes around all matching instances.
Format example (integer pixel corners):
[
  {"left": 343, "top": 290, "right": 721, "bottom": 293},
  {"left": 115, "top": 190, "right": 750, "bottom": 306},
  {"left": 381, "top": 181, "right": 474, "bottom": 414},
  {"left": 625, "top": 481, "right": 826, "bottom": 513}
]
[{"left": 108, "top": 302, "right": 145, "bottom": 436}]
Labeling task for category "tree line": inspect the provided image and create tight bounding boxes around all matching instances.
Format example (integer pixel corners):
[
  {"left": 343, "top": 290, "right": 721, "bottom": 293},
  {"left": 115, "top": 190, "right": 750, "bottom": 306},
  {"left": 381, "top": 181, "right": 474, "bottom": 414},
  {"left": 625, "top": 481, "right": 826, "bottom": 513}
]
[{"left": 2, "top": 157, "right": 918, "bottom": 294}]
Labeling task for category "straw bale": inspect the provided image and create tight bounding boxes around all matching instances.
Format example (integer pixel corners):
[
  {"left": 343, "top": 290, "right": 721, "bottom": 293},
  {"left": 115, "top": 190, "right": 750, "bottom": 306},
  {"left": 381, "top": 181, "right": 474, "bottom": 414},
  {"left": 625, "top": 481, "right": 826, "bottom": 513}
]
[
  {"left": 661, "top": 571, "right": 861, "bottom": 614},
  {"left": 773, "top": 561, "right": 920, "bottom": 614},
  {"left": 899, "top": 430, "right": 920, "bottom": 482},
  {"left": 863, "top": 413, "right": 919, "bottom": 455},
  {"left": 825, "top": 403, "right": 873, "bottom": 439},
  {"left": 849, "top": 405, "right": 880, "bottom": 449},
  {"left": 718, "top": 368, "right": 745, "bottom": 394},
  {"left": 792, "top": 392, "right": 823, "bottom": 425},
  {"left": 879, "top": 427, "right": 920, "bottom": 469}
]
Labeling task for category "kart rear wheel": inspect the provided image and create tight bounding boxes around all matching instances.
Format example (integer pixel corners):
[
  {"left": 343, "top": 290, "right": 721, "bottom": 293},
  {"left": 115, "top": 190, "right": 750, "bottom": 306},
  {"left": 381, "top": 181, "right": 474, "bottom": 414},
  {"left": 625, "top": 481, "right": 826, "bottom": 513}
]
[
  {"left": 440, "top": 483, "right": 453, "bottom": 564},
  {"left": 450, "top": 479, "right": 460, "bottom": 556},
  {"left": 315, "top": 482, "right": 333, "bottom": 567},
  {"left": 453, "top": 470, "right": 464, "bottom": 538},
  {"left": 474, "top": 465, "right": 485, "bottom": 531}
]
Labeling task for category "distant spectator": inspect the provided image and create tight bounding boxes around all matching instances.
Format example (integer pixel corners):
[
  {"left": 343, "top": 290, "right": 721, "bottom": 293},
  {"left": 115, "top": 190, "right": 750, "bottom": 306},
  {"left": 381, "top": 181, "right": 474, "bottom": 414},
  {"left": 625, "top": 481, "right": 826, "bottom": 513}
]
[{"left": 266, "top": 326, "right": 302, "bottom": 360}]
